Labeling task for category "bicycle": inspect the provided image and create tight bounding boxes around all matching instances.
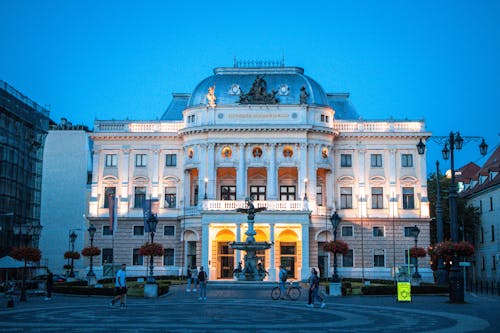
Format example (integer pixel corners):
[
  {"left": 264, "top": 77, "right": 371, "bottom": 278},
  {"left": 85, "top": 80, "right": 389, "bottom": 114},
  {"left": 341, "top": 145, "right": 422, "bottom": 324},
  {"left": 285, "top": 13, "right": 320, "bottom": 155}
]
[{"left": 271, "top": 280, "right": 301, "bottom": 300}]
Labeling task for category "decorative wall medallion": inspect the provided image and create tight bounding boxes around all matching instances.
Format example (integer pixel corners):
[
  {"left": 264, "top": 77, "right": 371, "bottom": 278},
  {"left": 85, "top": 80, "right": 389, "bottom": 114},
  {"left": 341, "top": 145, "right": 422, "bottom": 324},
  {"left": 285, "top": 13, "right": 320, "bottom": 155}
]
[
  {"left": 278, "top": 84, "right": 289, "bottom": 95},
  {"left": 292, "top": 113, "right": 298, "bottom": 119},
  {"left": 217, "top": 113, "right": 224, "bottom": 119},
  {"left": 229, "top": 84, "right": 241, "bottom": 95}
]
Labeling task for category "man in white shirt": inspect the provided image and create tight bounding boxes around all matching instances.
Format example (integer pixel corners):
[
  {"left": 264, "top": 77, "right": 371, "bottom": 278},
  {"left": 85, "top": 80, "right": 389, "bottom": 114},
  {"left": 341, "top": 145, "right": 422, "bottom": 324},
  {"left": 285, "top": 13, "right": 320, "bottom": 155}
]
[{"left": 110, "top": 263, "right": 127, "bottom": 308}]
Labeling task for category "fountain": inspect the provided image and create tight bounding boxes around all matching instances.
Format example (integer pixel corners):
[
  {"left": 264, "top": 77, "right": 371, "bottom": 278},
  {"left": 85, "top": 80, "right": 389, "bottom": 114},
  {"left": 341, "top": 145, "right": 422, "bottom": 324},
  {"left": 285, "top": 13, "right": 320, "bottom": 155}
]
[{"left": 230, "top": 198, "right": 272, "bottom": 281}]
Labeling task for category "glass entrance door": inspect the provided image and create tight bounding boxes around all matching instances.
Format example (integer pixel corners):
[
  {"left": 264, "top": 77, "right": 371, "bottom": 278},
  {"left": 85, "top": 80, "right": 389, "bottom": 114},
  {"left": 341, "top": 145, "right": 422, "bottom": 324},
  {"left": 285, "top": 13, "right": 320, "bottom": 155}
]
[
  {"left": 280, "top": 242, "right": 296, "bottom": 279},
  {"left": 218, "top": 242, "right": 234, "bottom": 279}
]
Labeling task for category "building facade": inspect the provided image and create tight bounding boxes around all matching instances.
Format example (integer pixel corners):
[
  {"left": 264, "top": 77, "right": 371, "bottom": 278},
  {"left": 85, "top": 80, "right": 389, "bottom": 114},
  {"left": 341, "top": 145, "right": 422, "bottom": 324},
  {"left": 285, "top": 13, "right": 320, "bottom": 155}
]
[
  {"left": 87, "top": 65, "right": 432, "bottom": 281},
  {"left": 0, "top": 80, "right": 50, "bottom": 256},
  {"left": 460, "top": 146, "right": 500, "bottom": 282},
  {"left": 39, "top": 119, "right": 92, "bottom": 274}
]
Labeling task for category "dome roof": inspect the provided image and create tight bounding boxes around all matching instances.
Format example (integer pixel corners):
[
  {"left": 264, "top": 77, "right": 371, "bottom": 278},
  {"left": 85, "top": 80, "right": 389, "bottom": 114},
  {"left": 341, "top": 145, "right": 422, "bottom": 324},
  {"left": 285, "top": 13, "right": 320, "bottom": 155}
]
[{"left": 187, "top": 67, "right": 329, "bottom": 107}]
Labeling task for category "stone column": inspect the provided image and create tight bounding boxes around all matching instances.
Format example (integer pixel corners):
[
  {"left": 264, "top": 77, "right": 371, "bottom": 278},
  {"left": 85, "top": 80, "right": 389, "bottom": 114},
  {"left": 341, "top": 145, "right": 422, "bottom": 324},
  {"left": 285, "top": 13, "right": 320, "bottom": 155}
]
[
  {"left": 389, "top": 149, "right": 398, "bottom": 218},
  {"left": 89, "top": 149, "right": 101, "bottom": 215},
  {"left": 300, "top": 223, "right": 310, "bottom": 280},
  {"left": 198, "top": 144, "right": 207, "bottom": 205},
  {"left": 151, "top": 148, "right": 160, "bottom": 199},
  {"left": 120, "top": 148, "right": 130, "bottom": 215},
  {"left": 201, "top": 222, "right": 210, "bottom": 277},
  {"left": 269, "top": 224, "right": 276, "bottom": 280},
  {"left": 307, "top": 144, "right": 318, "bottom": 207},
  {"left": 358, "top": 149, "right": 366, "bottom": 217},
  {"left": 299, "top": 143, "right": 308, "bottom": 200},
  {"left": 267, "top": 143, "right": 277, "bottom": 200},
  {"left": 207, "top": 143, "right": 215, "bottom": 199},
  {"left": 237, "top": 143, "right": 246, "bottom": 200},
  {"left": 184, "top": 169, "right": 191, "bottom": 209}
]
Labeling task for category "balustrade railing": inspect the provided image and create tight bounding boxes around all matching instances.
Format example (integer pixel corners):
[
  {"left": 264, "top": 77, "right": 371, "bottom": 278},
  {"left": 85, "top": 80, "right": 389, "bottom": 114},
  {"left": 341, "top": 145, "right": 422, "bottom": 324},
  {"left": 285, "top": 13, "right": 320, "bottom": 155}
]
[{"left": 202, "top": 200, "right": 306, "bottom": 211}]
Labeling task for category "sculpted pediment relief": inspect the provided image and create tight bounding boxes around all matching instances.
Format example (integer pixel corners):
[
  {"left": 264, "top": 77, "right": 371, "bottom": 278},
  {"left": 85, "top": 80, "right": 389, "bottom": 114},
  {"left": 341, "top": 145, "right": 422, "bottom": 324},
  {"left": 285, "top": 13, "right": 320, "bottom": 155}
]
[
  {"left": 400, "top": 176, "right": 418, "bottom": 185},
  {"left": 369, "top": 176, "right": 386, "bottom": 185},
  {"left": 337, "top": 175, "right": 355, "bottom": 184}
]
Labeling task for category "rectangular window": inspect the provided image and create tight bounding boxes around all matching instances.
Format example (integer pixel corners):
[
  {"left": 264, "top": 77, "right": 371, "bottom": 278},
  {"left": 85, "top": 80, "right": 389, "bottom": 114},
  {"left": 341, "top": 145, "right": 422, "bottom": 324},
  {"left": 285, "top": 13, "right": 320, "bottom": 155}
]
[
  {"left": 403, "top": 187, "right": 415, "bottom": 209},
  {"left": 374, "top": 250, "right": 385, "bottom": 267},
  {"left": 370, "top": 154, "right": 382, "bottom": 167},
  {"left": 165, "top": 154, "right": 177, "bottom": 167},
  {"left": 479, "top": 200, "right": 483, "bottom": 214},
  {"left": 164, "top": 225, "right": 175, "bottom": 236},
  {"left": 103, "top": 187, "right": 116, "bottom": 208},
  {"left": 134, "top": 187, "right": 146, "bottom": 208},
  {"left": 103, "top": 225, "right": 113, "bottom": 236},
  {"left": 280, "top": 186, "right": 296, "bottom": 201},
  {"left": 132, "top": 248, "right": 143, "bottom": 265},
  {"left": 371, "top": 187, "right": 383, "bottom": 209},
  {"left": 105, "top": 154, "right": 117, "bottom": 167},
  {"left": 164, "top": 187, "right": 177, "bottom": 208},
  {"left": 481, "top": 227, "right": 484, "bottom": 243},
  {"left": 341, "top": 226, "right": 353, "bottom": 237},
  {"left": 373, "top": 226, "right": 384, "bottom": 237},
  {"left": 493, "top": 256, "right": 497, "bottom": 271},
  {"left": 250, "top": 186, "right": 266, "bottom": 201},
  {"left": 187, "top": 241, "right": 196, "bottom": 267},
  {"left": 135, "top": 154, "right": 147, "bottom": 167},
  {"left": 340, "top": 187, "right": 353, "bottom": 209},
  {"left": 492, "top": 225, "right": 495, "bottom": 242},
  {"left": 402, "top": 154, "right": 413, "bottom": 167},
  {"left": 404, "top": 249, "right": 417, "bottom": 266},
  {"left": 316, "top": 185, "right": 323, "bottom": 206},
  {"left": 404, "top": 227, "right": 414, "bottom": 237},
  {"left": 482, "top": 256, "right": 485, "bottom": 271},
  {"left": 133, "top": 225, "right": 144, "bottom": 236},
  {"left": 321, "top": 114, "right": 325, "bottom": 122},
  {"left": 343, "top": 250, "right": 354, "bottom": 267},
  {"left": 340, "top": 154, "right": 352, "bottom": 167},
  {"left": 102, "top": 248, "right": 113, "bottom": 265},
  {"left": 221, "top": 186, "right": 236, "bottom": 200},
  {"left": 490, "top": 197, "right": 494, "bottom": 211},
  {"left": 163, "top": 248, "right": 175, "bottom": 266}
]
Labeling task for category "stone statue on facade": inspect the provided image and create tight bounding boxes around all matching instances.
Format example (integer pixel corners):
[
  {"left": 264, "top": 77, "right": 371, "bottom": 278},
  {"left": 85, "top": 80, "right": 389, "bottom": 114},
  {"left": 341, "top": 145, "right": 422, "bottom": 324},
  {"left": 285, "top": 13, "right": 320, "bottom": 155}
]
[
  {"left": 239, "top": 76, "right": 279, "bottom": 105},
  {"left": 300, "top": 86, "right": 309, "bottom": 104},
  {"left": 206, "top": 85, "right": 216, "bottom": 107}
]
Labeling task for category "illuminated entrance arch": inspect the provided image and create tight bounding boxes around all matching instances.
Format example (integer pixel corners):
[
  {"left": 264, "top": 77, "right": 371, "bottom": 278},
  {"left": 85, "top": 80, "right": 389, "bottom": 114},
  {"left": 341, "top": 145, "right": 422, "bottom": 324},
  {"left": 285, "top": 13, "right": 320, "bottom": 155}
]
[
  {"left": 215, "top": 229, "right": 236, "bottom": 279},
  {"left": 277, "top": 229, "right": 299, "bottom": 279}
]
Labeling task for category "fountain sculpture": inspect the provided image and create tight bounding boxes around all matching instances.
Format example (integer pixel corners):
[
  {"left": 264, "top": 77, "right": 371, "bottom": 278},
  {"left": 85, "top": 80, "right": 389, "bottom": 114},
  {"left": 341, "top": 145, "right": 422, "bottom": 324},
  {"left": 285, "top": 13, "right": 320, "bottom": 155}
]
[{"left": 230, "top": 198, "right": 272, "bottom": 281}]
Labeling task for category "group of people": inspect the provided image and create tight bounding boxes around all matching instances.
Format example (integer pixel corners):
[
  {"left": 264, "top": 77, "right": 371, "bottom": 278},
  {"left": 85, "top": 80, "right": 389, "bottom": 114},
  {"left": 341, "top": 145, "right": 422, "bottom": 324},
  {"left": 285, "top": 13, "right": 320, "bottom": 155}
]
[{"left": 186, "top": 264, "right": 208, "bottom": 300}]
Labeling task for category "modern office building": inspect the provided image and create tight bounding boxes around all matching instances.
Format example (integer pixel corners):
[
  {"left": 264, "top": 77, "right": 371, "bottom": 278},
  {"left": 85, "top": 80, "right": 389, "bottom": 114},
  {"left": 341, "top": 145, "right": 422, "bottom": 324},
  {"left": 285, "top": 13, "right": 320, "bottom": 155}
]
[
  {"left": 0, "top": 80, "right": 50, "bottom": 257},
  {"left": 86, "top": 63, "right": 432, "bottom": 281}
]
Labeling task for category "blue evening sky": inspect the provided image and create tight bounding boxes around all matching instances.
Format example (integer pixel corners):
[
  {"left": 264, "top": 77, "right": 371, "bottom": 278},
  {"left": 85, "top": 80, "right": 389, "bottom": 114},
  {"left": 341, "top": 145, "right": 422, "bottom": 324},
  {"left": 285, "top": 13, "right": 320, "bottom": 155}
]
[{"left": 1, "top": 0, "right": 499, "bottom": 172}]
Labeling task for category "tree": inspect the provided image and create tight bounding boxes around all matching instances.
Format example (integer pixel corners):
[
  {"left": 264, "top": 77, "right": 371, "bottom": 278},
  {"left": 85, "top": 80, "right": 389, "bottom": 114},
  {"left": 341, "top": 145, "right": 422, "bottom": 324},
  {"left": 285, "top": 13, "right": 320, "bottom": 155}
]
[{"left": 427, "top": 172, "right": 481, "bottom": 245}]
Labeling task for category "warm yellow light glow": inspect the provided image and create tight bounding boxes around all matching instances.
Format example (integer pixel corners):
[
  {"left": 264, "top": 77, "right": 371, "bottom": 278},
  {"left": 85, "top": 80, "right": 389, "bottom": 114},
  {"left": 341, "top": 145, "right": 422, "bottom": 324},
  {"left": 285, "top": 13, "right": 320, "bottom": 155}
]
[
  {"left": 304, "top": 178, "right": 308, "bottom": 183},
  {"left": 204, "top": 177, "right": 208, "bottom": 183}
]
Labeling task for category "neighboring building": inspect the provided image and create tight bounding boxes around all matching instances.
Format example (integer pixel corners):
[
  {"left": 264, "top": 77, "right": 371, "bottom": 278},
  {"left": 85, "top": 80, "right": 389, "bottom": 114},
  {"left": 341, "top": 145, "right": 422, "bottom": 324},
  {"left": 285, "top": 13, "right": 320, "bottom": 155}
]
[
  {"left": 87, "top": 64, "right": 432, "bottom": 281},
  {"left": 39, "top": 118, "right": 92, "bottom": 274},
  {"left": 0, "top": 80, "right": 50, "bottom": 256},
  {"left": 460, "top": 146, "right": 500, "bottom": 282}
]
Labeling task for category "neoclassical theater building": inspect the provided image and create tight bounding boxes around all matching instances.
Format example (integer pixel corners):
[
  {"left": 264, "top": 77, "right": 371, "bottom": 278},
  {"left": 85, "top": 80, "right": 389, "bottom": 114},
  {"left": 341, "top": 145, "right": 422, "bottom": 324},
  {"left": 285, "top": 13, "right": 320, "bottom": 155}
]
[{"left": 87, "top": 63, "right": 432, "bottom": 281}]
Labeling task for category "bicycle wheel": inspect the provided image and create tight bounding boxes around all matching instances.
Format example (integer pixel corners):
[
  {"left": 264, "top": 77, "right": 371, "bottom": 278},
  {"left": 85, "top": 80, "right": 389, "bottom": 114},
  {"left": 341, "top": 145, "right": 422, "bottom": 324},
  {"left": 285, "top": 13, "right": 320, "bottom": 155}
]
[
  {"left": 271, "top": 287, "right": 281, "bottom": 300},
  {"left": 287, "top": 286, "right": 301, "bottom": 300}
]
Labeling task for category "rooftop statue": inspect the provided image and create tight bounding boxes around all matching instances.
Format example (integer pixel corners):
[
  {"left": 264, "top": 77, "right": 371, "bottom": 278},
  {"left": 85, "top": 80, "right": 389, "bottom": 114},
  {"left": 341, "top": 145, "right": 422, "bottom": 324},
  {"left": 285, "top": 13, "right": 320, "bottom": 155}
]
[
  {"left": 239, "top": 76, "right": 279, "bottom": 105},
  {"left": 205, "top": 85, "right": 216, "bottom": 107},
  {"left": 300, "top": 85, "right": 309, "bottom": 104}
]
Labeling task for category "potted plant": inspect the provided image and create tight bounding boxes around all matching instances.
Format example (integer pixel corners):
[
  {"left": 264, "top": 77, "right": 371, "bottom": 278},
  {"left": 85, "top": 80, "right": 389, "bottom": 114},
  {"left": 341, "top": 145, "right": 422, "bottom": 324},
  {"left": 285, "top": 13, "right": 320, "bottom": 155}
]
[
  {"left": 323, "top": 240, "right": 349, "bottom": 255},
  {"left": 409, "top": 247, "right": 427, "bottom": 259},
  {"left": 139, "top": 242, "right": 164, "bottom": 257}
]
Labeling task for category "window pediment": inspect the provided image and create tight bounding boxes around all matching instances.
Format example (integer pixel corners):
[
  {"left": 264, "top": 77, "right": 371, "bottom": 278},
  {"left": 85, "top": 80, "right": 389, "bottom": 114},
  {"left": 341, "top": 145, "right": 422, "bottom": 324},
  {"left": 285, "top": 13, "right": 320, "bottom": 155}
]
[
  {"left": 369, "top": 176, "right": 386, "bottom": 185},
  {"left": 400, "top": 176, "right": 418, "bottom": 185},
  {"left": 337, "top": 175, "right": 354, "bottom": 185},
  {"left": 103, "top": 175, "right": 118, "bottom": 184}
]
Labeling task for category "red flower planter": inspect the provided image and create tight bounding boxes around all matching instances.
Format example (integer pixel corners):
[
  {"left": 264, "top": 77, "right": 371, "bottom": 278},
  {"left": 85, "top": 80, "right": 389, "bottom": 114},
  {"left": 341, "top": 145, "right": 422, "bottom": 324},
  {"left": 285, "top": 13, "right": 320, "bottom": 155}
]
[
  {"left": 139, "top": 242, "right": 164, "bottom": 257},
  {"left": 410, "top": 247, "right": 427, "bottom": 258},
  {"left": 323, "top": 240, "right": 349, "bottom": 255},
  {"left": 11, "top": 247, "right": 42, "bottom": 262},
  {"left": 64, "top": 251, "right": 81, "bottom": 260},
  {"left": 433, "top": 241, "right": 474, "bottom": 261},
  {"left": 81, "top": 246, "right": 101, "bottom": 257}
]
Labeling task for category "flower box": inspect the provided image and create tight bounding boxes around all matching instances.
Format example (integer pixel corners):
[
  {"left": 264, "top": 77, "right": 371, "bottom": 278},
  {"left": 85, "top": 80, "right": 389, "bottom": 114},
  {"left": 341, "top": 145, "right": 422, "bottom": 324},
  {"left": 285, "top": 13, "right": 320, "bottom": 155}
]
[{"left": 323, "top": 240, "right": 349, "bottom": 255}]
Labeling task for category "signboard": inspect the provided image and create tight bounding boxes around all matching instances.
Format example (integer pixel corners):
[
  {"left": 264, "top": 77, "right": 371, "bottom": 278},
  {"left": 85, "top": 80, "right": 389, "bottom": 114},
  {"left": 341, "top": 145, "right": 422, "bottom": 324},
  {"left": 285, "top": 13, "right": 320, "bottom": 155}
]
[
  {"left": 397, "top": 282, "right": 411, "bottom": 302},
  {"left": 459, "top": 262, "right": 471, "bottom": 267}
]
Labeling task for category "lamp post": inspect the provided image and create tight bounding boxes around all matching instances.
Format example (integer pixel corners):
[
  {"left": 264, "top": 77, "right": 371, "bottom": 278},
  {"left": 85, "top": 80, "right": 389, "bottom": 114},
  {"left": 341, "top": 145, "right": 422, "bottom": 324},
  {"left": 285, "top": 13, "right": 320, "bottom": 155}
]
[
  {"left": 87, "top": 224, "right": 96, "bottom": 278},
  {"left": 330, "top": 211, "right": 341, "bottom": 282},
  {"left": 435, "top": 161, "right": 448, "bottom": 285},
  {"left": 303, "top": 178, "right": 308, "bottom": 200},
  {"left": 410, "top": 225, "right": 421, "bottom": 279},
  {"left": 204, "top": 177, "right": 208, "bottom": 200},
  {"left": 69, "top": 231, "right": 77, "bottom": 278},
  {"left": 146, "top": 214, "right": 158, "bottom": 283},
  {"left": 417, "top": 132, "right": 488, "bottom": 303}
]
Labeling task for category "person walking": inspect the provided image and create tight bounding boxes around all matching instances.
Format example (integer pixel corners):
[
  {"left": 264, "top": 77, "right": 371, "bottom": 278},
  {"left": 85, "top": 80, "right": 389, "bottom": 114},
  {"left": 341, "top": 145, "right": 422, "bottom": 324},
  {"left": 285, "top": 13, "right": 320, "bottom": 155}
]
[
  {"left": 190, "top": 265, "right": 199, "bottom": 292},
  {"left": 110, "top": 263, "right": 127, "bottom": 308},
  {"left": 198, "top": 266, "right": 208, "bottom": 301},
  {"left": 186, "top": 265, "right": 192, "bottom": 292},
  {"left": 306, "top": 268, "right": 325, "bottom": 308},
  {"left": 278, "top": 265, "right": 287, "bottom": 300},
  {"left": 44, "top": 269, "right": 53, "bottom": 300}
]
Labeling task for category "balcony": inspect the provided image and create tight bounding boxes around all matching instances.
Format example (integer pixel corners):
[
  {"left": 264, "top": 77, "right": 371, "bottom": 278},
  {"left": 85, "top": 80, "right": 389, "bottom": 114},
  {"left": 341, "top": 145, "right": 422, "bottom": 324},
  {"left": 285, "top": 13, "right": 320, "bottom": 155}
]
[{"left": 202, "top": 200, "right": 307, "bottom": 211}]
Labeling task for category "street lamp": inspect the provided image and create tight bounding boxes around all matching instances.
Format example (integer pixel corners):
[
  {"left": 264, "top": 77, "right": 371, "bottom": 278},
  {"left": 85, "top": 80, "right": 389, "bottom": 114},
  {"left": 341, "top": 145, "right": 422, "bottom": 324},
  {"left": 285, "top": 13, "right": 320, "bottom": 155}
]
[
  {"left": 330, "top": 211, "right": 341, "bottom": 282},
  {"left": 69, "top": 231, "right": 77, "bottom": 278},
  {"left": 410, "top": 225, "right": 421, "bottom": 279},
  {"left": 417, "top": 132, "right": 488, "bottom": 303},
  {"left": 146, "top": 214, "right": 158, "bottom": 283},
  {"left": 204, "top": 177, "right": 208, "bottom": 200},
  {"left": 87, "top": 224, "right": 96, "bottom": 277},
  {"left": 435, "top": 161, "right": 447, "bottom": 285},
  {"left": 303, "top": 178, "right": 308, "bottom": 200}
]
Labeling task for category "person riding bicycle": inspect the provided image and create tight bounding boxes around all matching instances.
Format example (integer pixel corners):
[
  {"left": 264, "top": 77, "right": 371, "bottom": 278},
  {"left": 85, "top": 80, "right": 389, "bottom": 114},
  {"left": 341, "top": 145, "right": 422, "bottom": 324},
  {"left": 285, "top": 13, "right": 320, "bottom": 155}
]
[{"left": 278, "top": 265, "right": 287, "bottom": 300}]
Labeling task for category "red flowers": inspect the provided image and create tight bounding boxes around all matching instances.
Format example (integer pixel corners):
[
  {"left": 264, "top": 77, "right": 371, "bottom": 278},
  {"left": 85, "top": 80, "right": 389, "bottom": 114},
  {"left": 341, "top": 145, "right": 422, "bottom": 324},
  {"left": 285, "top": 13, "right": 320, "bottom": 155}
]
[
  {"left": 11, "top": 247, "right": 42, "bottom": 262},
  {"left": 323, "top": 240, "right": 349, "bottom": 255},
  {"left": 64, "top": 251, "right": 81, "bottom": 260},
  {"left": 139, "top": 242, "right": 164, "bottom": 257},
  {"left": 81, "top": 246, "right": 101, "bottom": 257},
  {"left": 409, "top": 247, "right": 427, "bottom": 258},
  {"left": 433, "top": 241, "right": 475, "bottom": 260}
]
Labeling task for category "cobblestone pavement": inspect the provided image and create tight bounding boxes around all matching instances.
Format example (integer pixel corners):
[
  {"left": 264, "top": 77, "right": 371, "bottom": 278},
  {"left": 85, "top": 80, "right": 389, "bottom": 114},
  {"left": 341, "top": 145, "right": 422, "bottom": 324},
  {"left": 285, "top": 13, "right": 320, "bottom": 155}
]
[{"left": 0, "top": 284, "right": 498, "bottom": 333}]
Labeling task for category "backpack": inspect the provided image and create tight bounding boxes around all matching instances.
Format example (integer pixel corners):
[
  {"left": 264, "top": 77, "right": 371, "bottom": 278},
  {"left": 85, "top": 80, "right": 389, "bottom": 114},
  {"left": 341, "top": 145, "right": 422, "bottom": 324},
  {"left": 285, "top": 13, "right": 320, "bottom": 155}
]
[
  {"left": 198, "top": 270, "right": 207, "bottom": 282},
  {"left": 187, "top": 270, "right": 192, "bottom": 278}
]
